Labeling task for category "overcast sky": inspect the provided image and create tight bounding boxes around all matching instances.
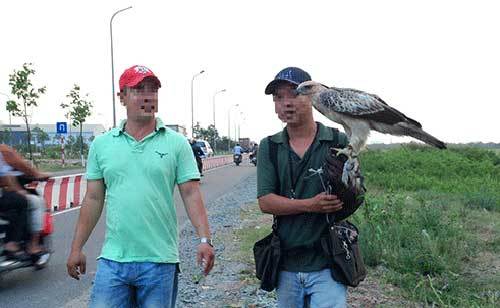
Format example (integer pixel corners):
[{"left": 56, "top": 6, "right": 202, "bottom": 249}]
[{"left": 1, "top": 0, "right": 499, "bottom": 144}]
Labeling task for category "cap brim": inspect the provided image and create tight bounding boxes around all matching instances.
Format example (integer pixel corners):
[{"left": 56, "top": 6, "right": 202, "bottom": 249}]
[{"left": 264, "top": 79, "right": 299, "bottom": 95}]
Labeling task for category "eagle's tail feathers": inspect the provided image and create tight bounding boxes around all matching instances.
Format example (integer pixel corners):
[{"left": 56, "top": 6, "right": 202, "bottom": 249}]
[{"left": 405, "top": 125, "right": 446, "bottom": 149}]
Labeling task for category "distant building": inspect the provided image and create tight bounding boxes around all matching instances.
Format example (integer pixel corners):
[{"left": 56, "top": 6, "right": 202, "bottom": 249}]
[
  {"left": 0, "top": 123, "right": 106, "bottom": 146},
  {"left": 166, "top": 124, "right": 187, "bottom": 136},
  {"left": 238, "top": 138, "right": 250, "bottom": 149}
]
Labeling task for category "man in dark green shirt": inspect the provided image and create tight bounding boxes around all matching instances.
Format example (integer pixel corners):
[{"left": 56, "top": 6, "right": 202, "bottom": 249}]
[{"left": 257, "top": 67, "right": 364, "bottom": 308}]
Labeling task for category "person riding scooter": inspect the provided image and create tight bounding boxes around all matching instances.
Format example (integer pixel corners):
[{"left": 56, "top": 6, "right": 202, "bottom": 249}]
[
  {"left": 233, "top": 143, "right": 243, "bottom": 156},
  {"left": 0, "top": 170, "right": 31, "bottom": 260},
  {"left": 249, "top": 143, "right": 258, "bottom": 166},
  {"left": 233, "top": 143, "right": 243, "bottom": 166},
  {"left": 190, "top": 139, "right": 205, "bottom": 176},
  {"left": 0, "top": 144, "right": 50, "bottom": 259}
]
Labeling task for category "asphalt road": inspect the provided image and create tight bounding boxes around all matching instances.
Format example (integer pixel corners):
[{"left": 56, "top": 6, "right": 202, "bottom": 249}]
[{"left": 0, "top": 162, "right": 256, "bottom": 307}]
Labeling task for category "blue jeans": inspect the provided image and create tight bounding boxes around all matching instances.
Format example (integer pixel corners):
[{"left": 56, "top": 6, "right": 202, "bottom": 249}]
[
  {"left": 89, "top": 258, "right": 178, "bottom": 308},
  {"left": 276, "top": 269, "right": 347, "bottom": 308}
]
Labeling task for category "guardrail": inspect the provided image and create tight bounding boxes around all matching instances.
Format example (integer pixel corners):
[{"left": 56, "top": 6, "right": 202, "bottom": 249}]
[
  {"left": 36, "top": 154, "right": 245, "bottom": 212},
  {"left": 203, "top": 154, "right": 233, "bottom": 171}
]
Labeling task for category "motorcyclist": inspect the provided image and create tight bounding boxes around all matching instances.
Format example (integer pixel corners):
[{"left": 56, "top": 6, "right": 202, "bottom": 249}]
[
  {"left": 233, "top": 143, "right": 243, "bottom": 155},
  {"left": 250, "top": 143, "right": 258, "bottom": 157},
  {"left": 0, "top": 144, "right": 50, "bottom": 258},
  {"left": 233, "top": 143, "right": 243, "bottom": 166},
  {"left": 190, "top": 139, "right": 205, "bottom": 176},
  {"left": 0, "top": 161, "right": 30, "bottom": 260},
  {"left": 249, "top": 143, "right": 258, "bottom": 165}
]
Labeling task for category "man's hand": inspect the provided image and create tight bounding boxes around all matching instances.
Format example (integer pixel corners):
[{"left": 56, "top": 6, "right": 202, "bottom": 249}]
[
  {"left": 197, "top": 243, "right": 215, "bottom": 276},
  {"left": 16, "top": 189, "right": 28, "bottom": 195},
  {"left": 67, "top": 250, "right": 86, "bottom": 280},
  {"left": 35, "top": 172, "right": 51, "bottom": 181},
  {"left": 306, "top": 192, "right": 343, "bottom": 213}
]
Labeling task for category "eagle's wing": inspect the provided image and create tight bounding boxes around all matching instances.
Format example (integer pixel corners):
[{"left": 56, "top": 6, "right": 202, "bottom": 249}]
[{"left": 319, "top": 87, "right": 422, "bottom": 128}]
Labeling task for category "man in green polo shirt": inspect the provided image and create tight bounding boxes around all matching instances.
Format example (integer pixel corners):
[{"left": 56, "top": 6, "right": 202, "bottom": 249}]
[
  {"left": 66, "top": 65, "right": 214, "bottom": 308},
  {"left": 257, "top": 67, "right": 365, "bottom": 307}
]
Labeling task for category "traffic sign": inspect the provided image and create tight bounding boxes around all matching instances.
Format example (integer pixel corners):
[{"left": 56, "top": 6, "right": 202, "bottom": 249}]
[{"left": 56, "top": 122, "right": 68, "bottom": 134}]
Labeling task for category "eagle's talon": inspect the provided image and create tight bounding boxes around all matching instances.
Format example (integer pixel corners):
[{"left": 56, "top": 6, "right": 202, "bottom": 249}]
[
  {"left": 339, "top": 152, "right": 361, "bottom": 190},
  {"left": 333, "top": 145, "right": 353, "bottom": 159}
]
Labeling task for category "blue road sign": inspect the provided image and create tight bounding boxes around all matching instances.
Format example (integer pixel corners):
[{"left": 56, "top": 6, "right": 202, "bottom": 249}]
[{"left": 56, "top": 122, "right": 68, "bottom": 134}]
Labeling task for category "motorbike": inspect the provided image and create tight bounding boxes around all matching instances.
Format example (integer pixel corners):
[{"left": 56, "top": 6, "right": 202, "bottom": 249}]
[
  {"left": 233, "top": 153, "right": 242, "bottom": 166},
  {"left": 249, "top": 152, "right": 257, "bottom": 166},
  {"left": 0, "top": 176, "right": 53, "bottom": 274}
]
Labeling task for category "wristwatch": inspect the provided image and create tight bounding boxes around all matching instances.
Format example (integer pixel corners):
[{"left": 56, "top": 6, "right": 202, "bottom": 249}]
[{"left": 200, "top": 237, "right": 213, "bottom": 247}]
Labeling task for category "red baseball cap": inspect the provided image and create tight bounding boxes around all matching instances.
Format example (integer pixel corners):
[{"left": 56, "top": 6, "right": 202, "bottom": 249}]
[{"left": 119, "top": 65, "right": 161, "bottom": 91}]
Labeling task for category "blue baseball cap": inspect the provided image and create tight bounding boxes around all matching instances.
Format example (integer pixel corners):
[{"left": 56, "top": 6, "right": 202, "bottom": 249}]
[{"left": 264, "top": 67, "right": 312, "bottom": 95}]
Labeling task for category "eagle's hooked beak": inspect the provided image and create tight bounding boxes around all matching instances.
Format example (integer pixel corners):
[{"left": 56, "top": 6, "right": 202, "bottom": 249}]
[
  {"left": 295, "top": 81, "right": 325, "bottom": 96},
  {"left": 295, "top": 84, "right": 308, "bottom": 96}
]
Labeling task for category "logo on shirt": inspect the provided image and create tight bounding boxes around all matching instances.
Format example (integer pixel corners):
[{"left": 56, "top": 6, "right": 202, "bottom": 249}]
[{"left": 155, "top": 151, "right": 168, "bottom": 158}]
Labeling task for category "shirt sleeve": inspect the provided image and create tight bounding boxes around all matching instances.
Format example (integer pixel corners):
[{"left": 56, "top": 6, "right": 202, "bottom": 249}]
[
  {"left": 85, "top": 140, "right": 103, "bottom": 180},
  {"left": 176, "top": 138, "right": 201, "bottom": 184},
  {"left": 0, "top": 151, "right": 12, "bottom": 176},
  {"left": 256, "top": 137, "right": 279, "bottom": 198}
]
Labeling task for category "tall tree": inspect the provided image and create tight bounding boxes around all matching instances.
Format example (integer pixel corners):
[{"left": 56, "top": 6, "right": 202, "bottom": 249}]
[
  {"left": 204, "top": 124, "right": 219, "bottom": 148},
  {"left": 60, "top": 84, "right": 93, "bottom": 165},
  {"left": 193, "top": 123, "right": 218, "bottom": 143},
  {"left": 7, "top": 63, "right": 46, "bottom": 161},
  {"left": 32, "top": 126, "right": 50, "bottom": 151}
]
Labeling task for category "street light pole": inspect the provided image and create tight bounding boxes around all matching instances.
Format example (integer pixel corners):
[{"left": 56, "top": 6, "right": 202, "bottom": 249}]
[
  {"left": 227, "top": 104, "right": 239, "bottom": 151},
  {"left": 238, "top": 111, "right": 245, "bottom": 141},
  {"left": 191, "top": 70, "right": 205, "bottom": 138},
  {"left": 110, "top": 6, "right": 132, "bottom": 128},
  {"left": 212, "top": 89, "right": 226, "bottom": 153}
]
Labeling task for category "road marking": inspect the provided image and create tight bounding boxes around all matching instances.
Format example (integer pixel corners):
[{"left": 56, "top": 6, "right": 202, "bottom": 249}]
[{"left": 52, "top": 206, "right": 81, "bottom": 216}]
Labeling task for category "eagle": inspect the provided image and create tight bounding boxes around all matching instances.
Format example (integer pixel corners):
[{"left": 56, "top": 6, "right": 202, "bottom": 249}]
[{"left": 295, "top": 81, "right": 446, "bottom": 190}]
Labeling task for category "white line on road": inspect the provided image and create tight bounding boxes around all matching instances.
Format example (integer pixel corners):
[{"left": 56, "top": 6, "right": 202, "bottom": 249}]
[{"left": 52, "top": 206, "right": 82, "bottom": 216}]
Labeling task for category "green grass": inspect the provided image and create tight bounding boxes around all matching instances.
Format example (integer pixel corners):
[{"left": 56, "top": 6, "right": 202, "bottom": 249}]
[
  {"left": 235, "top": 205, "right": 272, "bottom": 265},
  {"left": 352, "top": 146, "right": 500, "bottom": 307},
  {"left": 36, "top": 161, "right": 85, "bottom": 172},
  {"left": 235, "top": 147, "right": 499, "bottom": 306},
  {"left": 361, "top": 146, "right": 500, "bottom": 211}
]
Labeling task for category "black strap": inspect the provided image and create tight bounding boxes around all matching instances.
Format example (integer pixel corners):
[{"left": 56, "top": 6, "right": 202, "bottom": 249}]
[
  {"left": 267, "top": 136, "right": 279, "bottom": 233},
  {"left": 268, "top": 136, "right": 280, "bottom": 193},
  {"left": 326, "top": 126, "right": 348, "bottom": 223}
]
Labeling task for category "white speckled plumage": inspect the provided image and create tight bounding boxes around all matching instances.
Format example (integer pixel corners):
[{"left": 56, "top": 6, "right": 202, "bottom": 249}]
[{"left": 296, "top": 81, "right": 446, "bottom": 153}]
